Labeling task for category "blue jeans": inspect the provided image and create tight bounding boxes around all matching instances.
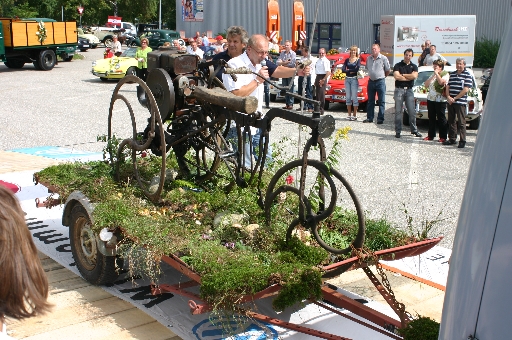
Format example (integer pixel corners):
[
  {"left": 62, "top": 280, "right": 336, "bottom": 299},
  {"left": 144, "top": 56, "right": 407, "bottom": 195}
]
[
  {"left": 297, "top": 75, "right": 313, "bottom": 109},
  {"left": 282, "top": 77, "right": 295, "bottom": 107},
  {"left": 345, "top": 77, "right": 359, "bottom": 106},
  {"left": 367, "top": 78, "right": 386, "bottom": 122},
  {"left": 394, "top": 88, "right": 418, "bottom": 134},
  {"left": 226, "top": 127, "right": 272, "bottom": 169}
]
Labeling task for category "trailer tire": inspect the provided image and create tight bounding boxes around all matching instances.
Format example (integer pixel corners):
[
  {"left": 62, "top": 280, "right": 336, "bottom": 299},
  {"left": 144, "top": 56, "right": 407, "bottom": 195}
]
[
  {"left": 64, "top": 56, "right": 74, "bottom": 62},
  {"left": 37, "top": 49, "right": 56, "bottom": 71},
  {"left": 69, "top": 204, "right": 119, "bottom": 285},
  {"left": 4, "top": 59, "right": 25, "bottom": 68}
]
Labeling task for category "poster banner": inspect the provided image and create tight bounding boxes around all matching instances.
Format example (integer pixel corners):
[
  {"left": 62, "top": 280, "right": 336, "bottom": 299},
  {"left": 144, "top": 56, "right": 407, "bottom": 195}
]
[{"left": 182, "top": 0, "right": 204, "bottom": 22}]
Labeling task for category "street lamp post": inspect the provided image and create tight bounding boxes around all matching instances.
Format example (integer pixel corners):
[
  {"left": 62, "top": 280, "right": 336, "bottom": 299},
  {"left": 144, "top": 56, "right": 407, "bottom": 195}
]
[{"left": 159, "top": 0, "right": 162, "bottom": 29}]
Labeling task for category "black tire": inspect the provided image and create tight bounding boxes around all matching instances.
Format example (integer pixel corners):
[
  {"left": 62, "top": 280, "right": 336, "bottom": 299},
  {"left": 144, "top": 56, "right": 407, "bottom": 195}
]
[
  {"left": 80, "top": 49, "right": 88, "bottom": 52},
  {"left": 92, "top": 44, "right": 98, "bottom": 49},
  {"left": 33, "top": 61, "right": 42, "bottom": 70},
  {"left": 104, "top": 37, "right": 113, "bottom": 48},
  {"left": 324, "top": 100, "right": 330, "bottom": 110},
  {"left": 100, "top": 77, "right": 109, "bottom": 82},
  {"left": 270, "top": 93, "right": 277, "bottom": 101},
  {"left": 403, "top": 108, "right": 410, "bottom": 126},
  {"left": 125, "top": 66, "right": 137, "bottom": 77},
  {"left": 64, "top": 56, "right": 73, "bottom": 62},
  {"left": 469, "top": 116, "right": 481, "bottom": 130},
  {"left": 37, "top": 49, "right": 56, "bottom": 71},
  {"left": 359, "top": 102, "right": 367, "bottom": 112},
  {"left": 69, "top": 204, "right": 119, "bottom": 285},
  {"left": 4, "top": 59, "right": 25, "bottom": 68}
]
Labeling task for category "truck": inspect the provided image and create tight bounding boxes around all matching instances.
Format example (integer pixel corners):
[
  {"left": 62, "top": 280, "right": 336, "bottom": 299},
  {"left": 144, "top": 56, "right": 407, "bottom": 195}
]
[
  {"left": 0, "top": 17, "right": 78, "bottom": 70},
  {"left": 379, "top": 15, "right": 476, "bottom": 67}
]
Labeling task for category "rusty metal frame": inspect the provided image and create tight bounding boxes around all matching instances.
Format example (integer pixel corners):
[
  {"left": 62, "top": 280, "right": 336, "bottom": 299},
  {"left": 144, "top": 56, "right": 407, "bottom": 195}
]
[{"left": 149, "top": 237, "right": 443, "bottom": 339}]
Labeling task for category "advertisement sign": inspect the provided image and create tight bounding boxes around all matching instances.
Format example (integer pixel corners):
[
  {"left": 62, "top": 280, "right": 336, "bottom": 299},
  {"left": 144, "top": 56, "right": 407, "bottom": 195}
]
[
  {"left": 107, "top": 16, "right": 122, "bottom": 28},
  {"left": 182, "top": 0, "right": 204, "bottom": 22}
]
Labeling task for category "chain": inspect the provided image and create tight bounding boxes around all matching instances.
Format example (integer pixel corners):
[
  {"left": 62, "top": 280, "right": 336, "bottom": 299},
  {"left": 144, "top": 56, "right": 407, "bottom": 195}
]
[{"left": 351, "top": 245, "right": 413, "bottom": 327}]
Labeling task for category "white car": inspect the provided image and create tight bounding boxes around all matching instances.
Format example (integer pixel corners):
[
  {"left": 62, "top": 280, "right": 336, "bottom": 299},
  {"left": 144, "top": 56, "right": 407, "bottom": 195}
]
[{"left": 405, "top": 66, "right": 483, "bottom": 130}]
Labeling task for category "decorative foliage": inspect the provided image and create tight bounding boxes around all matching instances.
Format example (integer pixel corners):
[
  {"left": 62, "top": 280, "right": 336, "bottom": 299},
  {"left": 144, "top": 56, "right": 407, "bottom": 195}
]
[
  {"left": 327, "top": 48, "right": 338, "bottom": 55},
  {"left": 414, "top": 85, "right": 428, "bottom": 94},
  {"left": 35, "top": 20, "right": 47, "bottom": 44},
  {"left": 398, "top": 315, "right": 440, "bottom": 340}
]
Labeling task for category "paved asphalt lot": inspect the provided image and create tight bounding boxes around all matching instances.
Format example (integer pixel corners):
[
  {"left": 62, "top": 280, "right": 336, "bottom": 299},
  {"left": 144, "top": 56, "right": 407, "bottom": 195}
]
[{"left": 0, "top": 47, "right": 480, "bottom": 249}]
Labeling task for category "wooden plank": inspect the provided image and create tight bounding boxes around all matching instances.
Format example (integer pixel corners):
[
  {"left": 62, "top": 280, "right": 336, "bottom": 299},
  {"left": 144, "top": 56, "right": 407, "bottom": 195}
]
[
  {"left": 26, "top": 22, "right": 41, "bottom": 46},
  {"left": 53, "top": 22, "right": 67, "bottom": 44},
  {"left": 65, "top": 21, "right": 78, "bottom": 44},
  {"left": 11, "top": 22, "right": 27, "bottom": 47},
  {"left": 98, "top": 321, "right": 182, "bottom": 340}
]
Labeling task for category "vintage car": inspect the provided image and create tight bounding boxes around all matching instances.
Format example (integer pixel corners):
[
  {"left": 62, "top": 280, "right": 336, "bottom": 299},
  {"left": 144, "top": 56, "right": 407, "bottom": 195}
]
[
  {"left": 405, "top": 66, "right": 483, "bottom": 129},
  {"left": 91, "top": 47, "right": 138, "bottom": 81},
  {"left": 129, "top": 29, "right": 182, "bottom": 49},
  {"left": 324, "top": 62, "right": 371, "bottom": 111},
  {"left": 77, "top": 37, "right": 90, "bottom": 52},
  {"left": 77, "top": 27, "right": 100, "bottom": 49}
]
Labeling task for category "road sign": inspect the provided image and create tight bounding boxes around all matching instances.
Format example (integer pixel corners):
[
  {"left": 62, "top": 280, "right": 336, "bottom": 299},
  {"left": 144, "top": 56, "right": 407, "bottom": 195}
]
[{"left": 77, "top": 6, "right": 84, "bottom": 15}]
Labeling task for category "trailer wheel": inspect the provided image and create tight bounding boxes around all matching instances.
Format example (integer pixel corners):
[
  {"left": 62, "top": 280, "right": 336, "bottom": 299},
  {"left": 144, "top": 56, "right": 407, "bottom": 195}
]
[
  {"left": 64, "top": 56, "right": 74, "bottom": 62},
  {"left": 37, "top": 50, "right": 56, "bottom": 71},
  {"left": 4, "top": 59, "right": 25, "bottom": 68},
  {"left": 69, "top": 204, "right": 119, "bottom": 285}
]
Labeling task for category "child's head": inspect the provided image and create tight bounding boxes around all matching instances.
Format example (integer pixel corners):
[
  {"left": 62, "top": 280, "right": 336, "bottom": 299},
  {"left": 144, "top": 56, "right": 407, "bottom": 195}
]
[{"left": 0, "top": 185, "right": 51, "bottom": 323}]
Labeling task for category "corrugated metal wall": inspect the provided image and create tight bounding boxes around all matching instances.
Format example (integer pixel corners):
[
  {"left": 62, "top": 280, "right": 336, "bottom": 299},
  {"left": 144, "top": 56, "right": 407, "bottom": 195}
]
[{"left": 177, "top": 0, "right": 510, "bottom": 47}]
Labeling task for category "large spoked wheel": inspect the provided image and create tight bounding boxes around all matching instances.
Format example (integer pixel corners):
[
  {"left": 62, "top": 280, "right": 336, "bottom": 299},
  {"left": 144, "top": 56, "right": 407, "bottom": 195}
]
[
  {"left": 265, "top": 159, "right": 365, "bottom": 257},
  {"left": 171, "top": 102, "right": 228, "bottom": 183},
  {"left": 108, "top": 74, "right": 167, "bottom": 203},
  {"left": 70, "top": 204, "right": 119, "bottom": 285}
]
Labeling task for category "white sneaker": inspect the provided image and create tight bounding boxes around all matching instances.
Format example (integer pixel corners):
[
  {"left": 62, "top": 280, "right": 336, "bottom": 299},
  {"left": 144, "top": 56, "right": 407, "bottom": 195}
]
[{"left": 346, "top": 116, "right": 352, "bottom": 120}]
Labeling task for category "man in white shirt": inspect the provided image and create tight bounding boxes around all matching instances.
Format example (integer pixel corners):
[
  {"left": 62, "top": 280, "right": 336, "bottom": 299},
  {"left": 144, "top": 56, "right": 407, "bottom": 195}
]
[
  {"left": 315, "top": 48, "right": 331, "bottom": 115},
  {"left": 189, "top": 40, "right": 204, "bottom": 59},
  {"left": 223, "top": 34, "right": 310, "bottom": 170},
  {"left": 202, "top": 33, "right": 210, "bottom": 47},
  {"left": 423, "top": 45, "right": 447, "bottom": 66},
  {"left": 112, "top": 35, "right": 123, "bottom": 56}
]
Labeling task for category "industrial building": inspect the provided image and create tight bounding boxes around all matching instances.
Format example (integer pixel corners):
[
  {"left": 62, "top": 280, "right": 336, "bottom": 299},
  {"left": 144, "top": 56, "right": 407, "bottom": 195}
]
[{"left": 176, "top": 0, "right": 510, "bottom": 53}]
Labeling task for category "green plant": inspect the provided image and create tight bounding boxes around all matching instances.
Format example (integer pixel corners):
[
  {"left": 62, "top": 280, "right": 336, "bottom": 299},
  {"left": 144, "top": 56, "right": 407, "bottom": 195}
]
[
  {"left": 398, "top": 315, "right": 440, "bottom": 340},
  {"left": 474, "top": 36, "right": 500, "bottom": 68}
]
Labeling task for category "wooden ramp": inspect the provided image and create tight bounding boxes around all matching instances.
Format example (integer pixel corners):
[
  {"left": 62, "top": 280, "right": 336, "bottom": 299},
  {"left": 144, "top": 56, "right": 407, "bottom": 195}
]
[{"left": 4, "top": 252, "right": 182, "bottom": 340}]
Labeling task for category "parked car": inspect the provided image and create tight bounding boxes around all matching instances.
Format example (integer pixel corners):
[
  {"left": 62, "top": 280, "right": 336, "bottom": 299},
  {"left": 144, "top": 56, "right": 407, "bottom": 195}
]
[
  {"left": 91, "top": 47, "right": 138, "bottom": 81},
  {"left": 405, "top": 66, "right": 483, "bottom": 130},
  {"left": 480, "top": 68, "right": 493, "bottom": 104},
  {"left": 129, "top": 29, "right": 181, "bottom": 50},
  {"left": 78, "top": 37, "right": 90, "bottom": 52},
  {"left": 325, "top": 49, "right": 370, "bottom": 72},
  {"left": 324, "top": 64, "right": 371, "bottom": 111},
  {"left": 77, "top": 27, "right": 100, "bottom": 49}
]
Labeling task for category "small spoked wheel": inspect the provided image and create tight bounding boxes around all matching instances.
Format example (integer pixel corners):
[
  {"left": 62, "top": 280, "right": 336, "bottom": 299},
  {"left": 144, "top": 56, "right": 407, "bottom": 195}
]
[
  {"left": 265, "top": 159, "right": 365, "bottom": 257},
  {"left": 107, "top": 74, "right": 167, "bottom": 203}
]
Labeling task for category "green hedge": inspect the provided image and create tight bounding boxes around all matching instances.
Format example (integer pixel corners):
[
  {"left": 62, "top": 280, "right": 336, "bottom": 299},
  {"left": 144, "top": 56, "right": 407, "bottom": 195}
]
[{"left": 474, "top": 36, "right": 500, "bottom": 68}]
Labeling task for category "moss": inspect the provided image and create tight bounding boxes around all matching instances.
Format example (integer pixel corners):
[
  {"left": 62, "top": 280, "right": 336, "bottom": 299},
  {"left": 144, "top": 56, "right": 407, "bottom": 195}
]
[
  {"left": 35, "top": 159, "right": 428, "bottom": 315},
  {"left": 398, "top": 316, "right": 440, "bottom": 340}
]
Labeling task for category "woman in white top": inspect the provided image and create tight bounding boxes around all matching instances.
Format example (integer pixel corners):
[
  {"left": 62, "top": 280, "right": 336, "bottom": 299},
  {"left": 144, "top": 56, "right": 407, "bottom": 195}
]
[{"left": 423, "top": 59, "right": 450, "bottom": 142}]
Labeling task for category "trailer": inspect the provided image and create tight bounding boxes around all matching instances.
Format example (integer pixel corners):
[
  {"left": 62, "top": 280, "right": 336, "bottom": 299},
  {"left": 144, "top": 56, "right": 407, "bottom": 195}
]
[
  {"left": 33, "top": 45, "right": 443, "bottom": 338},
  {"left": 0, "top": 17, "right": 78, "bottom": 70}
]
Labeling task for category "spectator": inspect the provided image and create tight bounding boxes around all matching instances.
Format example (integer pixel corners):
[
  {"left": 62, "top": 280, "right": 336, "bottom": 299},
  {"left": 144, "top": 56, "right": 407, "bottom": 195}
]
[
  {"left": 297, "top": 46, "right": 314, "bottom": 112},
  {"left": 0, "top": 185, "right": 52, "bottom": 337},
  {"left": 418, "top": 40, "right": 431, "bottom": 66},
  {"left": 314, "top": 48, "right": 331, "bottom": 115},
  {"left": 189, "top": 40, "right": 204, "bottom": 59},
  {"left": 423, "top": 45, "right": 447, "bottom": 66},
  {"left": 342, "top": 45, "right": 361, "bottom": 120},
  {"left": 444, "top": 58, "right": 473, "bottom": 148},
  {"left": 393, "top": 48, "right": 421, "bottom": 138},
  {"left": 112, "top": 35, "right": 122, "bottom": 57},
  {"left": 214, "top": 35, "right": 224, "bottom": 48},
  {"left": 276, "top": 40, "right": 296, "bottom": 109},
  {"left": 295, "top": 39, "right": 304, "bottom": 56},
  {"left": 202, "top": 32, "right": 210, "bottom": 47},
  {"left": 135, "top": 37, "right": 152, "bottom": 81},
  {"left": 423, "top": 59, "right": 449, "bottom": 142},
  {"left": 212, "top": 26, "right": 249, "bottom": 79},
  {"left": 363, "top": 43, "right": 391, "bottom": 124}
]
